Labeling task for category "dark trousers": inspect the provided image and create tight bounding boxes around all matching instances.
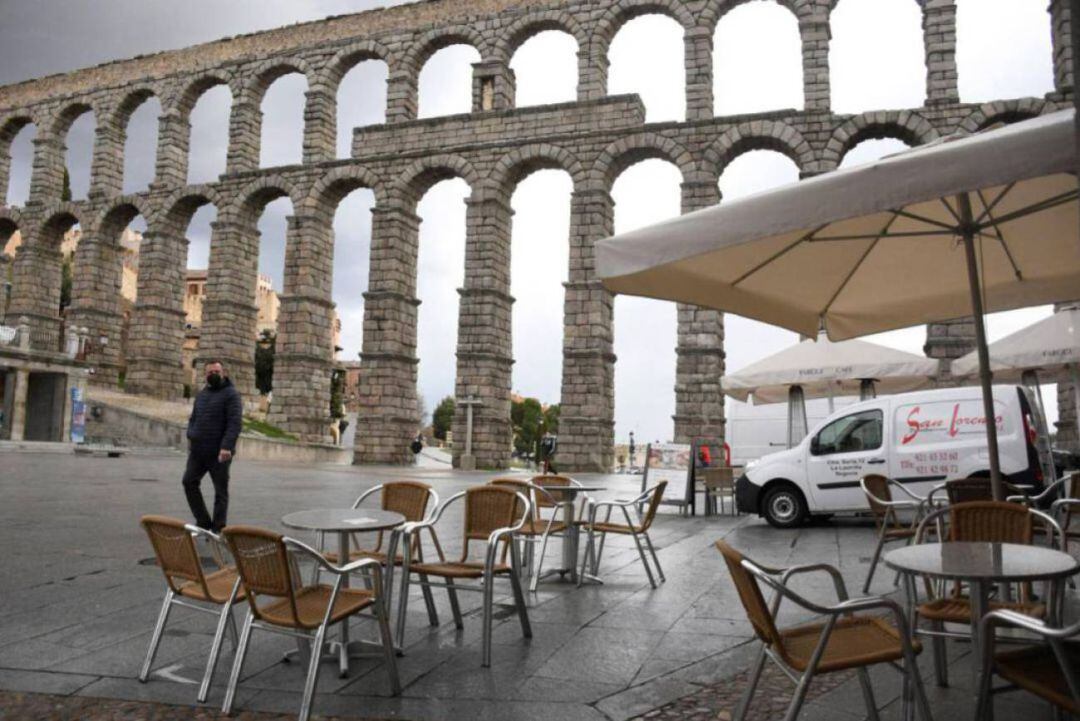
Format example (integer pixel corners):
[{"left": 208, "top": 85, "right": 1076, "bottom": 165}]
[{"left": 182, "top": 450, "right": 230, "bottom": 531}]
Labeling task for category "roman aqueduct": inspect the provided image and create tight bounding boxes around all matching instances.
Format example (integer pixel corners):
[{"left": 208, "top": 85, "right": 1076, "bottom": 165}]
[{"left": 0, "top": 0, "right": 1073, "bottom": 470}]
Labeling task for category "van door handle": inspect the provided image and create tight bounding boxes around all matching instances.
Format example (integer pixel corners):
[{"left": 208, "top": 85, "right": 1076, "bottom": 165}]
[{"left": 867, "top": 458, "right": 886, "bottom": 465}]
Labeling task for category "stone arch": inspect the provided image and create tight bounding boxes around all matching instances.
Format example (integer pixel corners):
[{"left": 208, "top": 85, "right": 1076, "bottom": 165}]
[
  {"left": 304, "top": 165, "right": 386, "bottom": 214},
  {"left": 397, "top": 154, "right": 479, "bottom": 205},
  {"left": 488, "top": 144, "right": 587, "bottom": 194},
  {"left": 1, "top": 115, "right": 35, "bottom": 150},
  {"left": 38, "top": 204, "right": 84, "bottom": 247},
  {"left": 110, "top": 87, "right": 160, "bottom": 130},
  {"left": 318, "top": 39, "right": 393, "bottom": 90},
  {"left": 245, "top": 58, "right": 315, "bottom": 103},
  {"left": 957, "top": 98, "right": 1049, "bottom": 135},
  {"left": 822, "top": 110, "right": 939, "bottom": 170},
  {"left": 95, "top": 196, "right": 152, "bottom": 241},
  {"left": 496, "top": 11, "right": 588, "bottom": 64},
  {"left": 230, "top": 177, "right": 304, "bottom": 225},
  {"left": 49, "top": 100, "right": 96, "bottom": 138},
  {"left": 705, "top": 120, "right": 815, "bottom": 177},
  {"left": 595, "top": 0, "right": 696, "bottom": 50},
  {"left": 404, "top": 27, "right": 488, "bottom": 74},
  {"left": 0, "top": 206, "right": 21, "bottom": 243},
  {"left": 157, "top": 185, "right": 225, "bottom": 231},
  {"left": 698, "top": 0, "right": 801, "bottom": 32},
  {"left": 593, "top": 133, "right": 697, "bottom": 190},
  {"left": 171, "top": 73, "right": 232, "bottom": 116}
]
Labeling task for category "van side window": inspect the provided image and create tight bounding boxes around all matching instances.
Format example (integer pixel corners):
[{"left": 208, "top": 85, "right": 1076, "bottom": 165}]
[{"left": 812, "top": 410, "right": 883, "bottom": 456}]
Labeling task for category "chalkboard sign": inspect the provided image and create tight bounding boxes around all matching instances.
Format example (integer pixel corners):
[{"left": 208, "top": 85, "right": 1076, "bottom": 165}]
[{"left": 642, "top": 443, "right": 694, "bottom": 513}]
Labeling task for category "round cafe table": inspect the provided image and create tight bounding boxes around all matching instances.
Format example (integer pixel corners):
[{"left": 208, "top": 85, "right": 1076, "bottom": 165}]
[
  {"left": 281, "top": 508, "right": 405, "bottom": 677},
  {"left": 532, "top": 485, "right": 606, "bottom": 585},
  {"left": 884, "top": 542, "right": 1078, "bottom": 715}
]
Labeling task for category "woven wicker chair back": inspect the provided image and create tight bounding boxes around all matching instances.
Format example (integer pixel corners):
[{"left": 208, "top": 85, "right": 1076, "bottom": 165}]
[
  {"left": 381, "top": 481, "right": 434, "bottom": 522},
  {"left": 715, "top": 541, "right": 780, "bottom": 646},
  {"left": 141, "top": 515, "right": 205, "bottom": 594},
  {"left": 463, "top": 486, "right": 520, "bottom": 558},
  {"left": 224, "top": 526, "right": 294, "bottom": 596},
  {"left": 949, "top": 501, "right": 1032, "bottom": 544},
  {"left": 639, "top": 481, "right": 668, "bottom": 531},
  {"left": 945, "top": 478, "right": 994, "bottom": 504},
  {"left": 530, "top": 475, "right": 573, "bottom": 509},
  {"left": 489, "top": 478, "right": 535, "bottom": 522},
  {"left": 1065, "top": 473, "right": 1080, "bottom": 529}
]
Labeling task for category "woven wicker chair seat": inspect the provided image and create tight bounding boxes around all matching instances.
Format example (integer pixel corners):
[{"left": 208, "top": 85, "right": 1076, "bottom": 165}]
[
  {"left": 322, "top": 548, "right": 406, "bottom": 566},
  {"left": 881, "top": 527, "right": 916, "bottom": 539},
  {"left": 259, "top": 585, "right": 375, "bottom": 629},
  {"left": 177, "top": 566, "right": 246, "bottom": 604},
  {"left": 917, "top": 596, "right": 1045, "bottom": 623},
  {"left": 407, "top": 560, "right": 512, "bottom": 579},
  {"left": 518, "top": 519, "right": 568, "bottom": 536},
  {"left": 778, "top": 616, "right": 921, "bottom": 673},
  {"left": 993, "top": 643, "right": 1080, "bottom": 714},
  {"left": 586, "top": 520, "right": 642, "bottom": 535}
]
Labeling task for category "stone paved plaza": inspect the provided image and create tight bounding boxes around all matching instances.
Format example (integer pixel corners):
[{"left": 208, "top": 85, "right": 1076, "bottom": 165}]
[{"left": 0, "top": 450, "right": 1071, "bottom": 720}]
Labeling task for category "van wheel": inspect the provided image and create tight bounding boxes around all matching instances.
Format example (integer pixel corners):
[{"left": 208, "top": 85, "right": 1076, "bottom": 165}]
[{"left": 762, "top": 484, "right": 807, "bottom": 529}]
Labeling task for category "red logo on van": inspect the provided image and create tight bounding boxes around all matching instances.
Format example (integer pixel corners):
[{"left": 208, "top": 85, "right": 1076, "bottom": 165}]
[{"left": 902, "top": 404, "right": 1003, "bottom": 445}]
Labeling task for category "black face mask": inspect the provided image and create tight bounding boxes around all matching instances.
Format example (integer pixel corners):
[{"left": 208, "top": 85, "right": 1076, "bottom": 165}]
[{"left": 206, "top": 373, "right": 224, "bottom": 389}]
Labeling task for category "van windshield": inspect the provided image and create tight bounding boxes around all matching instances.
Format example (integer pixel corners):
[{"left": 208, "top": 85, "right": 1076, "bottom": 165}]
[{"left": 813, "top": 410, "right": 883, "bottom": 456}]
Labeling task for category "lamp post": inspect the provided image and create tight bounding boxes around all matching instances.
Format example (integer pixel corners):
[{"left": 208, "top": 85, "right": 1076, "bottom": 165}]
[{"left": 628, "top": 431, "right": 636, "bottom": 472}]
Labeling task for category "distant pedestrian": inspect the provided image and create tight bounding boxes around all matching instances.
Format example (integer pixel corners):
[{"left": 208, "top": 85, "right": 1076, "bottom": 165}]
[
  {"left": 411, "top": 434, "right": 424, "bottom": 462},
  {"left": 182, "top": 360, "right": 242, "bottom": 532}
]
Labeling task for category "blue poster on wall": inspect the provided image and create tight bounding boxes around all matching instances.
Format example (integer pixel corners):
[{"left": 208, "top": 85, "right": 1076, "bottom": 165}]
[{"left": 71, "top": 386, "right": 86, "bottom": 444}]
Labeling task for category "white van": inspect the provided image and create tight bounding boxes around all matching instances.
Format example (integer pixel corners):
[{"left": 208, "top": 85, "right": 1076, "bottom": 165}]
[{"left": 734, "top": 385, "right": 1050, "bottom": 528}]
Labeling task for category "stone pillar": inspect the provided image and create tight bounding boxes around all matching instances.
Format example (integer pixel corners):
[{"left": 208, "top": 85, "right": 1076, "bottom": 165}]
[
  {"left": 674, "top": 180, "right": 725, "bottom": 445},
  {"left": 685, "top": 27, "right": 714, "bottom": 121},
  {"left": 386, "top": 70, "right": 418, "bottom": 123},
  {"left": 451, "top": 193, "right": 514, "bottom": 469},
  {"left": 27, "top": 133, "right": 65, "bottom": 205},
  {"left": 126, "top": 228, "right": 187, "bottom": 398},
  {"left": 88, "top": 121, "right": 123, "bottom": 199},
  {"left": 66, "top": 231, "right": 124, "bottom": 387},
  {"left": 7, "top": 241, "right": 63, "bottom": 340},
  {"left": 1050, "top": 0, "right": 1074, "bottom": 95},
  {"left": 0, "top": 137, "right": 12, "bottom": 203},
  {"left": 354, "top": 203, "right": 421, "bottom": 464},
  {"left": 558, "top": 188, "right": 616, "bottom": 472},
  {"left": 268, "top": 214, "right": 335, "bottom": 442},
  {"left": 199, "top": 219, "right": 259, "bottom": 402},
  {"left": 153, "top": 109, "right": 190, "bottom": 187},
  {"left": 226, "top": 97, "right": 260, "bottom": 174},
  {"left": 9, "top": 368, "right": 28, "bottom": 441},
  {"left": 472, "top": 61, "right": 516, "bottom": 111},
  {"left": 303, "top": 85, "right": 337, "bottom": 164},
  {"left": 800, "top": 6, "right": 832, "bottom": 111},
  {"left": 924, "top": 317, "right": 976, "bottom": 384},
  {"left": 579, "top": 42, "right": 608, "bottom": 102},
  {"left": 922, "top": 0, "right": 959, "bottom": 106}
]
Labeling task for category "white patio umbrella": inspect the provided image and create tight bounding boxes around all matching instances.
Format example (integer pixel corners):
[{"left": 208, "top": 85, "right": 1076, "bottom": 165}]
[
  {"left": 952, "top": 304, "right": 1080, "bottom": 442},
  {"left": 597, "top": 110, "right": 1080, "bottom": 499},
  {"left": 723, "top": 330, "right": 940, "bottom": 447}
]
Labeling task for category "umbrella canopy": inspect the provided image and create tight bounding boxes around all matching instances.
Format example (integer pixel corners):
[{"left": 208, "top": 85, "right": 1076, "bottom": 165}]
[
  {"left": 597, "top": 109, "right": 1080, "bottom": 498},
  {"left": 723, "top": 330, "right": 939, "bottom": 404},
  {"left": 951, "top": 305, "right": 1080, "bottom": 383}
]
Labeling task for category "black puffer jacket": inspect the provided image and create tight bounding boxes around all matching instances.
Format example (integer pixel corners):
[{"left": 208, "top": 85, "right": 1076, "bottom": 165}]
[{"left": 187, "top": 378, "right": 243, "bottom": 454}]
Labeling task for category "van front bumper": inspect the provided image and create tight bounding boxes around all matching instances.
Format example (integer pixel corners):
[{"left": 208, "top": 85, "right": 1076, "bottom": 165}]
[{"left": 735, "top": 474, "right": 760, "bottom": 515}]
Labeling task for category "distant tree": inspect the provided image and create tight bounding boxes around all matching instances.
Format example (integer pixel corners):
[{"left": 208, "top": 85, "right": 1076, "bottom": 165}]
[
  {"left": 254, "top": 329, "right": 276, "bottom": 395},
  {"left": 329, "top": 368, "right": 346, "bottom": 419},
  {"left": 543, "top": 403, "right": 560, "bottom": 434},
  {"left": 59, "top": 256, "right": 73, "bottom": 311},
  {"left": 432, "top": 396, "right": 455, "bottom": 440},
  {"left": 61, "top": 168, "right": 72, "bottom": 202},
  {"left": 511, "top": 397, "right": 544, "bottom": 456}
]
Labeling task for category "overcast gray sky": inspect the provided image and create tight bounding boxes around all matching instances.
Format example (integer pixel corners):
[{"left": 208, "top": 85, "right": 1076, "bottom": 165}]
[{"left": 0, "top": 0, "right": 1062, "bottom": 440}]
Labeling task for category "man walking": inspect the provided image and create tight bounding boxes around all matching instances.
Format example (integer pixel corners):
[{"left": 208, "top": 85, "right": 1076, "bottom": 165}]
[{"left": 183, "top": 360, "right": 242, "bottom": 532}]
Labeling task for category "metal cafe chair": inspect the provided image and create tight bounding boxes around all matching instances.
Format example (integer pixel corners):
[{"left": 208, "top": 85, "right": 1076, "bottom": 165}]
[
  {"left": 699, "top": 467, "right": 737, "bottom": 516},
  {"left": 578, "top": 481, "right": 667, "bottom": 589},
  {"left": 221, "top": 526, "right": 399, "bottom": 721},
  {"left": 715, "top": 540, "right": 932, "bottom": 721},
  {"left": 395, "top": 485, "right": 532, "bottom": 667},
  {"left": 139, "top": 515, "right": 245, "bottom": 704},
  {"left": 316, "top": 481, "right": 439, "bottom": 612},
  {"left": 976, "top": 610, "right": 1080, "bottom": 719},
  {"left": 529, "top": 474, "right": 586, "bottom": 590},
  {"left": 1010, "top": 472, "right": 1080, "bottom": 551},
  {"left": 860, "top": 474, "right": 928, "bottom": 594},
  {"left": 490, "top": 476, "right": 576, "bottom": 591},
  {"left": 910, "top": 501, "right": 1063, "bottom": 688}
]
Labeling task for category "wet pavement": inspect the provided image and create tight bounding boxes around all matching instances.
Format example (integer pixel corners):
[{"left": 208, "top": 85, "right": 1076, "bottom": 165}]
[{"left": 0, "top": 451, "right": 1071, "bottom": 720}]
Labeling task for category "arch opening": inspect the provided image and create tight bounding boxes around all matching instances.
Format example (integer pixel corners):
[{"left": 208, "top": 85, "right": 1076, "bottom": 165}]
[
  {"left": 956, "top": 0, "right": 1054, "bottom": 103},
  {"left": 838, "top": 136, "right": 911, "bottom": 169},
  {"left": 510, "top": 31, "right": 578, "bottom": 107},
  {"left": 4, "top": 120, "right": 35, "bottom": 207},
  {"left": 188, "top": 84, "right": 232, "bottom": 185},
  {"left": 612, "top": 158, "right": 681, "bottom": 445},
  {"left": 122, "top": 95, "right": 162, "bottom": 194},
  {"left": 181, "top": 202, "right": 217, "bottom": 392},
  {"left": 337, "top": 60, "right": 389, "bottom": 159},
  {"left": 713, "top": 1, "right": 802, "bottom": 115},
  {"left": 62, "top": 109, "right": 95, "bottom": 201},
  {"left": 830, "top": 0, "right": 924, "bottom": 113},
  {"left": 260, "top": 73, "right": 308, "bottom": 168},
  {"left": 608, "top": 15, "right": 685, "bottom": 122},
  {"left": 252, "top": 195, "right": 293, "bottom": 397},
  {"left": 1, "top": 217, "right": 18, "bottom": 320},
  {"left": 418, "top": 45, "right": 482, "bottom": 118}
]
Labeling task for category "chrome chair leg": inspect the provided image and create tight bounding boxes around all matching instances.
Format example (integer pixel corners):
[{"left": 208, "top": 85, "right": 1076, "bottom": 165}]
[
  {"left": 931, "top": 621, "right": 949, "bottom": 687},
  {"left": 530, "top": 529, "right": 553, "bottom": 592},
  {"left": 298, "top": 624, "right": 327, "bottom": 721},
  {"left": 734, "top": 645, "right": 767, "bottom": 721},
  {"left": 855, "top": 667, "right": 880, "bottom": 721},
  {"left": 643, "top": 532, "right": 664, "bottom": 583},
  {"left": 904, "top": 638, "right": 934, "bottom": 721},
  {"left": 577, "top": 526, "right": 595, "bottom": 588},
  {"left": 395, "top": 545, "right": 412, "bottom": 644},
  {"left": 783, "top": 666, "right": 818, "bottom": 721},
  {"left": 630, "top": 529, "right": 657, "bottom": 589},
  {"left": 414, "top": 546, "right": 440, "bottom": 627},
  {"left": 509, "top": 540, "right": 532, "bottom": 639},
  {"left": 445, "top": 578, "right": 465, "bottom": 629},
  {"left": 593, "top": 532, "right": 607, "bottom": 574},
  {"left": 222, "top": 611, "right": 254, "bottom": 715},
  {"left": 374, "top": 590, "right": 402, "bottom": 695},
  {"left": 480, "top": 568, "right": 496, "bottom": 668},
  {"left": 863, "top": 533, "right": 887, "bottom": 593},
  {"left": 198, "top": 601, "right": 234, "bottom": 702},
  {"left": 139, "top": 590, "right": 174, "bottom": 682}
]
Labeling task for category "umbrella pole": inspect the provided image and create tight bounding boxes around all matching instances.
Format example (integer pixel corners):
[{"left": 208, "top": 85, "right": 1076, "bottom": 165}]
[
  {"left": 1072, "top": 364, "right": 1080, "bottom": 455},
  {"left": 958, "top": 193, "right": 1005, "bottom": 500}
]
